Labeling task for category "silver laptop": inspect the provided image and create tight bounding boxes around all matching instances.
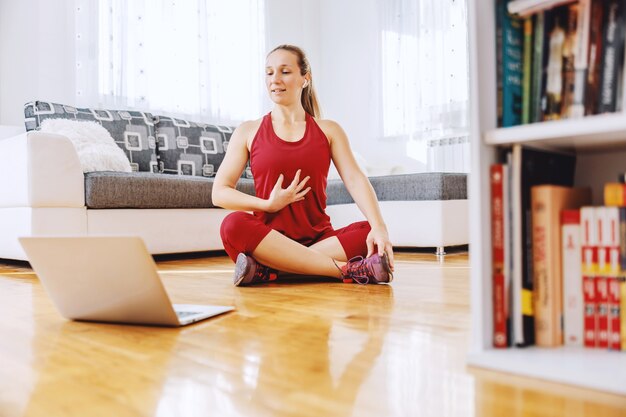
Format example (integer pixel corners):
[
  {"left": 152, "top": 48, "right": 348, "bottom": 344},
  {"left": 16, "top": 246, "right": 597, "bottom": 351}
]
[{"left": 19, "top": 236, "right": 234, "bottom": 326}]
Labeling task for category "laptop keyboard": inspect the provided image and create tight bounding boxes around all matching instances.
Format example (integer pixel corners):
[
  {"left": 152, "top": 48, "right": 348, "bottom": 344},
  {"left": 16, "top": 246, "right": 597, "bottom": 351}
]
[{"left": 176, "top": 311, "right": 201, "bottom": 318}]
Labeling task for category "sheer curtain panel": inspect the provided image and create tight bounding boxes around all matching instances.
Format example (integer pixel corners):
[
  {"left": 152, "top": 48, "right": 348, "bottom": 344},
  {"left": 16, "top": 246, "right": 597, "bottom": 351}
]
[{"left": 75, "top": 0, "right": 266, "bottom": 125}]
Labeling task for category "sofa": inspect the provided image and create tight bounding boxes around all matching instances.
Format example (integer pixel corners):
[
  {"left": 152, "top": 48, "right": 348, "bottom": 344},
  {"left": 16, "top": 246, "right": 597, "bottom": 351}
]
[{"left": 0, "top": 101, "right": 468, "bottom": 261}]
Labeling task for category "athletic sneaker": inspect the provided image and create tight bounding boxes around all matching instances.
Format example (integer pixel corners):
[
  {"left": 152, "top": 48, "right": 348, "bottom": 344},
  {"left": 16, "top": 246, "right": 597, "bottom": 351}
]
[
  {"left": 340, "top": 252, "right": 393, "bottom": 284},
  {"left": 233, "top": 253, "right": 278, "bottom": 286}
]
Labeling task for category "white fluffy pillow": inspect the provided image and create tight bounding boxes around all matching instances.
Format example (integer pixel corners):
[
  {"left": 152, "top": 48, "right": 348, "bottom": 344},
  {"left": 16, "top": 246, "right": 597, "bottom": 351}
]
[{"left": 39, "top": 119, "right": 132, "bottom": 173}]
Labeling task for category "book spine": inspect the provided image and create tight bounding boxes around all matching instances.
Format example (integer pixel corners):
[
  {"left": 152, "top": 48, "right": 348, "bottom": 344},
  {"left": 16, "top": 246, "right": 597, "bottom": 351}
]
[
  {"left": 532, "top": 186, "right": 551, "bottom": 345},
  {"left": 544, "top": 7, "right": 567, "bottom": 120},
  {"left": 585, "top": 0, "right": 604, "bottom": 115},
  {"left": 561, "top": 3, "right": 579, "bottom": 118},
  {"left": 620, "top": 208, "right": 626, "bottom": 271},
  {"left": 604, "top": 183, "right": 626, "bottom": 206},
  {"left": 491, "top": 164, "right": 508, "bottom": 348},
  {"left": 522, "top": 17, "right": 534, "bottom": 124},
  {"left": 570, "top": 0, "right": 591, "bottom": 118},
  {"left": 596, "top": 276, "right": 610, "bottom": 348},
  {"left": 608, "top": 277, "right": 622, "bottom": 350},
  {"left": 621, "top": 278, "right": 626, "bottom": 350},
  {"left": 581, "top": 206, "right": 597, "bottom": 348},
  {"left": 531, "top": 12, "right": 545, "bottom": 122},
  {"left": 598, "top": 0, "right": 625, "bottom": 113},
  {"left": 497, "top": 0, "right": 504, "bottom": 126},
  {"left": 597, "top": 206, "right": 620, "bottom": 349},
  {"left": 583, "top": 276, "right": 597, "bottom": 347},
  {"left": 503, "top": 0, "right": 524, "bottom": 127},
  {"left": 562, "top": 210, "right": 583, "bottom": 346}
]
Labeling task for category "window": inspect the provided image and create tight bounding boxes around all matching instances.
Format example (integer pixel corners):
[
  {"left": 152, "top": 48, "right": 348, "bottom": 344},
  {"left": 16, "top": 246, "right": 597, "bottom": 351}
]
[{"left": 76, "top": 0, "right": 266, "bottom": 124}]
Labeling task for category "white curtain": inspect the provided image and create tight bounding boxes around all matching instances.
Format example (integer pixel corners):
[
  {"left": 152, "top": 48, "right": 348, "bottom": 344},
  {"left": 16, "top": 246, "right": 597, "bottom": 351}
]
[
  {"left": 75, "top": 0, "right": 265, "bottom": 125},
  {"left": 377, "top": 0, "right": 470, "bottom": 172}
]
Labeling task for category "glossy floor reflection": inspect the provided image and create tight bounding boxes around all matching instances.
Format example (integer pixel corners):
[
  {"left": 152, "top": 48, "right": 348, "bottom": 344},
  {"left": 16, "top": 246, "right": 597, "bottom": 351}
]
[{"left": 0, "top": 250, "right": 624, "bottom": 416}]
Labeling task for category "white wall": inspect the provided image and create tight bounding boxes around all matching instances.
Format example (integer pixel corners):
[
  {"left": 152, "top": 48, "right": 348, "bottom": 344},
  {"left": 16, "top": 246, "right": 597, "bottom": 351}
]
[
  {"left": 264, "top": 0, "right": 321, "bottom": 114},
  {"left": 0, "top": 0, "right": 76, "bottom": 126}
]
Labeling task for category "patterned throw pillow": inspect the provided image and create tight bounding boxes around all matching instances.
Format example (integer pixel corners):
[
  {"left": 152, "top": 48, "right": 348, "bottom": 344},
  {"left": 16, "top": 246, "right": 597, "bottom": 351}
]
[
  {"left": 24, "top": 101, "right": 159, "bottom": 173},
  {"left": 154, "top": 115, "right": 252, "bottom": 178}
]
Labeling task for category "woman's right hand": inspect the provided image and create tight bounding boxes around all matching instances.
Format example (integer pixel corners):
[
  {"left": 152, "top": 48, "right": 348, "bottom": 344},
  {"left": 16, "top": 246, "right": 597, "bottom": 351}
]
[{"left": 265, "top": 169, "right": 311, "bottom": 213}]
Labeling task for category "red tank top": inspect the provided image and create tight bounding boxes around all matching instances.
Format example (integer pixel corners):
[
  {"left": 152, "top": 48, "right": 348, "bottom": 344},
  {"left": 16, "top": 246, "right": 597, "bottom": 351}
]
[{"left": 250, "top": 112, "right": 333, "bottom": 245}]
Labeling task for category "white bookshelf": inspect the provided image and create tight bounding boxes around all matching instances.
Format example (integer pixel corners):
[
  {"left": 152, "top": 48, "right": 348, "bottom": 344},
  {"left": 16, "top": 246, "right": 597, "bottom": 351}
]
[{"left": 467, "top": 0, "right": 626, "bottom": 395}]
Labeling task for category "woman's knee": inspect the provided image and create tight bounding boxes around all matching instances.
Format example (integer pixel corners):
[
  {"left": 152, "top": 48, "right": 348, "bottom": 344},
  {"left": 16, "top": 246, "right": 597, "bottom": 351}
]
[{"left": 220, "top": 211, "right": 256, "bottom": 241}]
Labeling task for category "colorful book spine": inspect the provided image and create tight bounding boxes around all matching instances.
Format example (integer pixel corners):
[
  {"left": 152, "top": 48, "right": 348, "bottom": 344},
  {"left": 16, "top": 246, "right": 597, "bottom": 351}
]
[
  {"left": 522, "top": 17, "right": 534, "bottom": 124},
  {"left": 585, "top": 0, "right": 604, "bottom": 115},
  {"left": 604, "top": 183, "right": 626, "bottom": 206},
  {"left": 502, "top": 0, "right": 524, "bottom": 127},
  {"left": 543, "top": 7, "right": 567, "bottom": 120},
  {"left": 621, "top": 278, "right": 626, "bottom": 350},
  {"left": 570, "top": 0, "right": 591, "bottom": 118},
  {"left": 491, "top": 164, "right": 508, "bottom": 348},
  {"left": 560, "top": 3, "right": 579, "bottom": 118},
  {"left": 497, "top": 0, "right": 504, "bottom": 126},
  {"left": 581, "top": 206, "right": 597, "bottom": 348},
  {"left": 596, "top": 207, "right": 619, "bottom": 349},
  {"left": 608, "top": 276, "right": 622, "bottom": 350},
  {"left": 598, "top": 0, "right": 625, "bottom": 113},
  {"left": 531, "top": 11, "right": 545, "bottom": 122},
  {"left": 562, "top": 209, "right": 583, "bottom": 346}
]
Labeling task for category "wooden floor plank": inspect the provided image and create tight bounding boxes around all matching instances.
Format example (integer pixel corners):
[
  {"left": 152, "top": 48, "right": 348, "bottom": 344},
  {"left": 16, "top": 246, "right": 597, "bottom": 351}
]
[{"left": 0, "top": 250, "right": 624, "bottom": 416}]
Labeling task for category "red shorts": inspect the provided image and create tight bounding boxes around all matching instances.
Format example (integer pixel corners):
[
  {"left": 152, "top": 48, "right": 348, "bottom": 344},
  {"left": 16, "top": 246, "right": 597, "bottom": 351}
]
[{"left": 220, "top": 211, "right": 371, "bottom": 262}]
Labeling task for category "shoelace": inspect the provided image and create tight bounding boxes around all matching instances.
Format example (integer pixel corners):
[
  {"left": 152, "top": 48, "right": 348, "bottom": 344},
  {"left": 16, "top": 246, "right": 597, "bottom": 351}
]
[{"left": 344, "top": 256, "right": 371, "bottom": 285}]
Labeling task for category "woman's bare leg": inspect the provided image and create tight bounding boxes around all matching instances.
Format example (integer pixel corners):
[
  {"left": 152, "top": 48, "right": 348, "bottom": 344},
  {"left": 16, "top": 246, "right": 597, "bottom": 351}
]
[
  {"left": 251, "top": 231, "right": 345, "bottom": 279},
  {"left": 307, "top": 236, "right": 348, "bottom": 262}
]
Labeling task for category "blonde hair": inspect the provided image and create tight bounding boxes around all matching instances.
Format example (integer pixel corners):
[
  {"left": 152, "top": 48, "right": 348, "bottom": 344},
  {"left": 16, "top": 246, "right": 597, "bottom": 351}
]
[{"left": 268, "top": 44, "right": 321, "bottom": 118}]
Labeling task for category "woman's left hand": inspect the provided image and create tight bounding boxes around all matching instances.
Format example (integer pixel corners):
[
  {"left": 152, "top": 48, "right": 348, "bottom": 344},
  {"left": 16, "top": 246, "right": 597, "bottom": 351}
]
[{"left": 366, "top": 227, "right": 394, "bottom": 271}]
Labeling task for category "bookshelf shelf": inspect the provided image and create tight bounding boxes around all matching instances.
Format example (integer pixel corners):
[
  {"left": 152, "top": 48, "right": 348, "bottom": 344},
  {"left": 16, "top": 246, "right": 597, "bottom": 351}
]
[
  {"left": 467, "top": 0, "right": 626, "bottom": 394},
  {"left": 485, "top": 112, "right": 626, "bottom": 150},
  {"left": 468, "top": 347, "right": 626, "bottom": 396}
]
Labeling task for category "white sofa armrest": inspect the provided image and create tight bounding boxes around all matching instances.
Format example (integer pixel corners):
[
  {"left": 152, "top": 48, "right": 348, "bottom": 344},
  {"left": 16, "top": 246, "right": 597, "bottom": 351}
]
[{"left": 0, "top": 132, "right": 84, "bottom": 208}]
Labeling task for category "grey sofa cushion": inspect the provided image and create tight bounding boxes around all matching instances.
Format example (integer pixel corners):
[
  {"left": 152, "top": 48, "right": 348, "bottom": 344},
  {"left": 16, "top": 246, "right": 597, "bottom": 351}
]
[
  {"left": 85, "top": 172, "right": 256, "bottom": 209},
  {"left": 85, "top": 172, "right": 467, "bottom": 209},
  {"left": 154, "top": 115, "right": 253, "bottom": 178},
  {"left": 24, "top": 101, "right": 159, "bottom": 173},
  {"left": 326, "top": 172, "right": 467, "bottom": 206}
]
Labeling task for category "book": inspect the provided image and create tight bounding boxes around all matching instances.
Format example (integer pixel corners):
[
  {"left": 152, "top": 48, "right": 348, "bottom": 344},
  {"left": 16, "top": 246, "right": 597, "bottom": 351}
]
[
  {"left": 585, "top": 0, "right": 604, "bottom": 115},
  {"left": 497, "top": 0, "right": 505, "bottom": 126},
  {"left": 596, "top": 276, "right": 610, "bottom": 348},
  {"left": 596, "top": 207, "right": 620, "bottom": 349},
  {"left": 608, "top": 276, "right": 621, "bottom": 350},
  {"left": 511, "top": 145, "right": 577, "bottom": 347},
  {"left": 531, "top": 185, "right": 591, "bottom": 346},
  {"left": 598, "top": 0, "right": 626, "bottom": 114},
  {"left": 560, "top": 3, "right": 578, "bottom": 118},
  {"left": 531, "top": 11, "right": 546, "bottom": 122},
  {"left": 522, "top": 17, "right": 534, "bottom": 124},
  {"left": 491, "top": 164, "right": 509, "bottom": 348},
  {"left": 562, "top": 209, "right": 583, "bottom": 346},
  {"left": 621, "top": 278, "right": 626, "bottom": 350},
  {"left": 508, "top": 0, "right": 577, "bottom": 17},
  {"left": 581, "top": 206, "right": 598, "bottom": 348},
  {"left": 569, "top": 0, "right": 591, "bottom": 118},
  {"left": 500, "top": 0, "right": 524, "bottom": 127},
  {"left": 543, "top": 6, "right": 569, "bottom": 120},
  {"left": 604, "top": 182, "right": 626, "bottom": 206}
]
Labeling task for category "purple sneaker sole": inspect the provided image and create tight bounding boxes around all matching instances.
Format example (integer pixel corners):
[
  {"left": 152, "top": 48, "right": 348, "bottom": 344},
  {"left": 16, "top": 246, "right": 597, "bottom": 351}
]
[
  {"left": 233, "top": 253, "right": 252, "bottom": 286},
  {"left": 380, "top": 252, "right": 393, "bottom": 283}
]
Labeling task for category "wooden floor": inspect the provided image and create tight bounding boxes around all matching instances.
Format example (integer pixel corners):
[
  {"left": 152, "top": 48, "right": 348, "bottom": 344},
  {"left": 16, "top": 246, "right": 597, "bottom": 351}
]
[{"left": 0, "top": 250, "right": 625, "bottom": 417}]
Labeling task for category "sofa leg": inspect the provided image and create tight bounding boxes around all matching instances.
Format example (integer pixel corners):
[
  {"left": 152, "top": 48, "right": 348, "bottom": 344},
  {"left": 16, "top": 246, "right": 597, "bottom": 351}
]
[{"left": 435, "top": 246, "right": 446, "bottom": 256}]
